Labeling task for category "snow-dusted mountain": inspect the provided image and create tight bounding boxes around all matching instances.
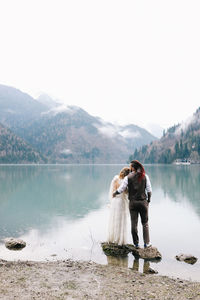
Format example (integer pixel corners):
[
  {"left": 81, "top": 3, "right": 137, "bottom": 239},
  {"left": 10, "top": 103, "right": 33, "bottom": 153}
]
[{"left": 0, "top": 84, "right": 156, "bottom": 163}]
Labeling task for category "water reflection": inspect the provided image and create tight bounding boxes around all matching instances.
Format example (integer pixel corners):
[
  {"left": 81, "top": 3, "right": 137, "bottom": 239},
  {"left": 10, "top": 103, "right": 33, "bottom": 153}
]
[
  {"left": 107, "top": 255, "right": 128, "bottom": 268},
  {"left": 0, "top": 165, "right": 123, "bottom": 238},
  {"left": 0, "top": 164, "right": 200, "bottom": 281},
  {"left": 106, "top": 256, "right": 158, "bottom": 274},
  {"left": 146, "top": 164, "right": 200, "bottom": 216},
  {"left": 132, "top": 258, "right": 158, "bottom": 274}
]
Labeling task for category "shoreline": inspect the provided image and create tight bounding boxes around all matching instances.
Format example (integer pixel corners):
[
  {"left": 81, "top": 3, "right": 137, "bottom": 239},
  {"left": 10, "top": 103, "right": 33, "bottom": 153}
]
[{"left": 0, "top": 259, "right": 200, "bottom": 299}]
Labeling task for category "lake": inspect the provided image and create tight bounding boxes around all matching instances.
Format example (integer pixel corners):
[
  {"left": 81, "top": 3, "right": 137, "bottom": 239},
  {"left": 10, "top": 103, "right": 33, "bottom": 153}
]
[{"left": 0, "top": 164, "right": 200, "bottom": 281}]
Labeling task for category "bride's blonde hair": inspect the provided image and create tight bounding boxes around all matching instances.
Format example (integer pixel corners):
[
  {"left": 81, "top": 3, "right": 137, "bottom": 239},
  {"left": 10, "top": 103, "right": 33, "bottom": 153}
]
[{"left": 119, "top": 167, "right": 130, "bottom": 179}]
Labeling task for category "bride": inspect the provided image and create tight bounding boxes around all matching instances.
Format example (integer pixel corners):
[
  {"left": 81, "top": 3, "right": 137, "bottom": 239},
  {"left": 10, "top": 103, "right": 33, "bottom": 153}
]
[{"left": 107, "top": 167, "right": 130, "bottom": 245}]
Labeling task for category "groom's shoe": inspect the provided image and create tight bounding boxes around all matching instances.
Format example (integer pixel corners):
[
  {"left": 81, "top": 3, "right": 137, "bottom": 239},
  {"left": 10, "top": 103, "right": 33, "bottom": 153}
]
[
  {"left": 134, "top": 244, "right": 140, "bottom": 249},
  {"left": 144, "top": 243, "right": 152, "bottom": 248}
]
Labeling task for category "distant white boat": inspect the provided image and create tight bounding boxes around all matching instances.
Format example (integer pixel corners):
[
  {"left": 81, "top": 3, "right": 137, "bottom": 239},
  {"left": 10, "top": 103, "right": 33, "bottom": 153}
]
[
  {"left": 174, "top": 161, "right": 191, "bottom": 165},
  {"left": 174, "top": 159, "right": 191, "bottom": 165}
]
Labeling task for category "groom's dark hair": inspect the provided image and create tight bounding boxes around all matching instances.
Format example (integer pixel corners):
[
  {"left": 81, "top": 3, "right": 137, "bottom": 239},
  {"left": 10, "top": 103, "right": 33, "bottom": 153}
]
[{"left": 130, "top": 160, "right": 145, "bottom": 182}]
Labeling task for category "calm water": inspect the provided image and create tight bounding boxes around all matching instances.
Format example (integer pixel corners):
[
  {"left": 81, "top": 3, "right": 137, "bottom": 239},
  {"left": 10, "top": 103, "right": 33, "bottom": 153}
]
[{"left": 0, "top": 164, "right": 200, "bottom": 281}]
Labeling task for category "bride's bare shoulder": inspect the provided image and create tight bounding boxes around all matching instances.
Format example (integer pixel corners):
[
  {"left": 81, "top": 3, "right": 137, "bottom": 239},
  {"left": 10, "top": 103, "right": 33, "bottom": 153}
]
[
  {"left": 111, "top": 175, "right": 119, "bottom": 183},
  {"left": 112, "top": 175, "right": 120, "bottom": 190}
]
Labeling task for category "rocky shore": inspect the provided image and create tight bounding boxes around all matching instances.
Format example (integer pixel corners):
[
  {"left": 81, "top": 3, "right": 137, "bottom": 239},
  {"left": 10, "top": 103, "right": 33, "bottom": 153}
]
[{"left": 0, "top": 259, "right": 200, "bottom": 300}]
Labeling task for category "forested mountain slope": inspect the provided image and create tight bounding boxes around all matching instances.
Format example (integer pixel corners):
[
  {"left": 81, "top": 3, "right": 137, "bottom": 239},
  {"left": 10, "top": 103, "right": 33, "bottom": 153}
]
[
  {"left": 0, "top": 122, "right": 46, "bottom": 163},
  {"left": 130, "top": 107, "right": 200, "bottom": 164}
]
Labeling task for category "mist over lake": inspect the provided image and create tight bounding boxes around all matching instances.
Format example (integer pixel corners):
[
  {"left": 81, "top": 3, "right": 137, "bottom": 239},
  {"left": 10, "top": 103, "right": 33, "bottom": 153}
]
[{"left": 0, "top": 164, "right": 200, "bottom": 281}]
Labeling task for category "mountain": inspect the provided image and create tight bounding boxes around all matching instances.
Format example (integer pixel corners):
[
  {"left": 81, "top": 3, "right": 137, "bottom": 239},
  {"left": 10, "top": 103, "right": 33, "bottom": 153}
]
[
  {"left": 36, "top": 94, "right": 60, "bottom": 109},
  {"left": 0, "top": 84, "right": 157, "bottom": 163},
  {"left": 36, "top": 96, "right": 157, "bottom": 162},
  {"left": 145, "top": 123, "right": 164, "bottom": 138},
  {"left": 0, "top": 122, "right": 47, "bottom": 163},
  {"left": 0, "top": 84, "right": 48, "bottom": 129},
  {"left": 16, "top": 105, "right": 156, "bottom": 163},
  {"left": 130, "top": 107, "right": 200, "bottom": 164}
]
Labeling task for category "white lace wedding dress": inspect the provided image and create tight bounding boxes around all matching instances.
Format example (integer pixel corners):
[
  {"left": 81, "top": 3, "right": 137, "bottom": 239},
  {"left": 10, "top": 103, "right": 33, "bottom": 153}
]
[{"left": 107, "top": 175, "right": 129, "bottom": 245}]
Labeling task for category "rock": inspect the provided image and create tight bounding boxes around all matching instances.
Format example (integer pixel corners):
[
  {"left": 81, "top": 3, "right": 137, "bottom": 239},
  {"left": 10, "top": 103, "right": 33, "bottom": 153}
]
[
  {"left": 126, "top": 244, "right": 162, "bottom": 261},
  {"left": 175, "top": 254, "right": 198, "bottom": 265},
  {"left": 5, "top": 238, "right": 26, "bottom": 250},
  {"left": 101, "top": 243, "right": 130, "bottom": 257},
  {"left": 101, "top": 243, "right": 162, "bottom": 261},
  {"left": 143, "top": 266, "right": 158, "bottom": 274},
  {"left": 0, "top": 259, "right": 7, "bottom": 267}
]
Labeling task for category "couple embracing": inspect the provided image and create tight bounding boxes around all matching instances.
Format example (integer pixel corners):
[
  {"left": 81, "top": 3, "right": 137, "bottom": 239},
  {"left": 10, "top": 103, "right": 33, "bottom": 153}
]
[{"left": 107, "top": 160, "right": 152, "bottom": 249}]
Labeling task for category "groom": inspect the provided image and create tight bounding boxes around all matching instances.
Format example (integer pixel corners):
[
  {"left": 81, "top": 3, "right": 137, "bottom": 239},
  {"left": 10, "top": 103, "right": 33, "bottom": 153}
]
[{"left": 113, "top": 160, "right": 152, "bottom": 249}]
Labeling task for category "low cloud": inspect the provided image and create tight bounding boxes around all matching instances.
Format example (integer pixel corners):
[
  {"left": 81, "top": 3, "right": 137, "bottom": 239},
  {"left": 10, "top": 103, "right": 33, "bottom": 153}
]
[
  {"left": 94, "top": 123, "right": 118, "bottom": 138},
  {"left": 175, "top": 115, "right": 197, "bottom": 135},
  {"left": 60, "top": 149, "right": 72, "bottom": 155},
  {"left": 119, "top": 129, "right": 141, "bottom": 139},
  {"left": 94, "top": 121, "right": 142, "bottom": 140},
  {"left": 42, "top": 104, "right": 72, "bottom": 116}
]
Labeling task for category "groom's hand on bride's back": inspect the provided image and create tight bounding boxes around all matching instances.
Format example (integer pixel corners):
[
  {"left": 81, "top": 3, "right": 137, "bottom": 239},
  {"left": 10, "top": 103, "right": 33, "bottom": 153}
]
[{"left": 113, "top": 191, "right": 120, "bottom": 197}]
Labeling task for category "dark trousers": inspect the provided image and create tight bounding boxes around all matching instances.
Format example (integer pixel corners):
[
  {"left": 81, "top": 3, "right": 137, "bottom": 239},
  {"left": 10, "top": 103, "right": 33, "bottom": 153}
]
[{"left": 129, "top": 200, "right": 150, "bottom": 245}]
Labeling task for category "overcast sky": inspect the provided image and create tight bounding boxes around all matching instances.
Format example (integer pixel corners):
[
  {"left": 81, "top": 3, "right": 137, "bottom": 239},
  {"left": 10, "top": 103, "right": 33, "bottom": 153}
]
[{"left": 0, "top": 0, "right": 200, "bottom": 136}]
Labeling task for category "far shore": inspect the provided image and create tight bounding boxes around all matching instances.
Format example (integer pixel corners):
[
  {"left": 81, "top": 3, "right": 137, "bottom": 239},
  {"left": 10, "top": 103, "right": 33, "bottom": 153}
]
[{"left": 0, "top": 259, "right": 200, "bottom": 299}]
